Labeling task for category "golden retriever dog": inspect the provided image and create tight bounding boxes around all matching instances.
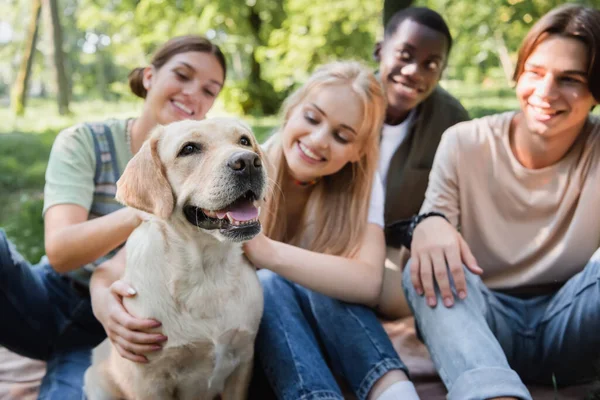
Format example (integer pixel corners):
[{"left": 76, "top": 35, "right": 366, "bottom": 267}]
[{"left": 83, "top": 118, "right": 267, "bottom": 400}]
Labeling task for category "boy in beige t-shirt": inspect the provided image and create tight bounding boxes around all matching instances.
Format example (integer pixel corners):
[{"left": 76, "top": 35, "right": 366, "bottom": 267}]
[{"left": 402, "top": 5, "right": 600, "bottom": 400}]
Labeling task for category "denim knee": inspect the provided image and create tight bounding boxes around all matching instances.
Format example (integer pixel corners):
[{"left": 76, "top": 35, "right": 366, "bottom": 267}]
[
  {"left": 258, "top": 269, "right": 293, "bottom": 300},
  {"left": 583, "top": 247, "right": 600, "bottom": 281},
  {"left": 39, "top": 348, "right": 92, "bottom": 400},
  {"left": 300, "top": 287, "right": 408, "bottom": 399},
  {"left": 402, "top": 260, "right": 417, "bottom": 300},
  {"left": 255, "top": 270, "right": 345, "bottom": 400},
  {"left": 402, "top": 259, "right": 486, "bottom": 302},
  {"left": 257, "top": 268, "right": 281, "bottom": 286},
  {"left": 0, "top": 229, "right": 29, "bottom": 270},
  {"left": 0, "top": 228, "right": 9, "bottom": 250}
]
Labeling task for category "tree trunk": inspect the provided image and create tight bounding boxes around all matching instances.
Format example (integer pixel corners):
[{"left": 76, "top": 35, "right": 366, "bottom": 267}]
[
  {"left": 96, "top": 49, "right": 109, "bottom": 100},
  {"left": 383, "top": 0, "right": 414, "bottom": 27},
  {"left": 45, "top": 0, "right": 70, "bottom": 115},
  {"left": 494, "top": 30, "right": 515, "bottom": 87},
  {"left": 11, "top": 0, "right": 42, "bottom": 117},
  {"left": 41, "top": 0, "right": 57, "bottom": 97},
  {"left": 244, "top": 4, "right": 279, "bottom": 115}
]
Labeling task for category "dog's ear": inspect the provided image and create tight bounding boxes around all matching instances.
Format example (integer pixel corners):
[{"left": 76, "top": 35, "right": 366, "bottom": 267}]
[{"left": 116, "top": 126, "right": 174, "bottom": 219}]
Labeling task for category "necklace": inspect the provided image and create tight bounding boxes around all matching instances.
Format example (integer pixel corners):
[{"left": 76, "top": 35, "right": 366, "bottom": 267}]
[{"left": 292, "top": 178, "right": 320, "bottom": 187}]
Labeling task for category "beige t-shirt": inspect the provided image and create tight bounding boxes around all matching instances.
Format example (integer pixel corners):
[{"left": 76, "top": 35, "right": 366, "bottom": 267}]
[{"left": 421, "top": 112, "right": 600, "bottom": 289}]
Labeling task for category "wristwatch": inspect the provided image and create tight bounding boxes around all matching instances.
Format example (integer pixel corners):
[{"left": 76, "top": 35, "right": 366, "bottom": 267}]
[{"left": 384, "top": 211, "right": 449, "bottom": 250}]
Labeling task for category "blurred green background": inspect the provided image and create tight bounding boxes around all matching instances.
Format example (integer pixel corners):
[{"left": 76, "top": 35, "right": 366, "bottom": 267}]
[{"left": 1, "top": 0, "right": 599, "bottom": 263}]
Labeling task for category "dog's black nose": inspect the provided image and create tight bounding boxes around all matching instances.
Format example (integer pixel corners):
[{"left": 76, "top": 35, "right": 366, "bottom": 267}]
[{"left": 227, "top": 151, "right": 262, "bottom": 175}]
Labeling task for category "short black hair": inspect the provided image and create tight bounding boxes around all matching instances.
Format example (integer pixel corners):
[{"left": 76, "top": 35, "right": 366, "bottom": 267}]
[{"left": 384, "top": 7, "right": 453, "bottom": 55}]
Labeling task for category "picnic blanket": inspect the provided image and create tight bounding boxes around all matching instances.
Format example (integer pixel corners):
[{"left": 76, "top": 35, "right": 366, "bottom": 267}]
[
  {"left": 0, "top": 347, "right": 45, "bottom": 400},
  {"left": 1, "top": 318, "right": 597, "bottom": 399}
]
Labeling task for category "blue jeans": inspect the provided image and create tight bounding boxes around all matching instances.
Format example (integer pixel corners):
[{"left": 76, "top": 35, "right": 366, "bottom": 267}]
[
  {"left": 255, "top": 270, "right": 407, "bottom": 400},
  {"left": 0, "top": 230, "right": 106, "bottom": 399},
  {"left": 403, "top": 248, "right": 600, "bottom": 400}
]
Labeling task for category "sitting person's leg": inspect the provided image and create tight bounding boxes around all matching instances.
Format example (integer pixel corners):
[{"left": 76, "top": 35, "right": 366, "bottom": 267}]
[
  {"left": 402, "top": 262, "right": 532, "bottom": 400},
  {"left": 0, "top": 229, "right": 105, "bottom": 399},
  {"left": 256, "top": 269, "right": 345, "bottom": 400},
  {"left": 0, "top": 230, "right": 55, "bottom": 360},
  {"left": 247, "top": 353, "right": 277, "bottom": 400},
  {"left": 37, "top": 268, "right": 104, "bottom": 400},
  {"left": 38, "top": 348, "right": 93, "bottom": 400},
  {"left": 297, "top": 285, "right": 416, "bottom": 400},
  {"left": 530, "top": 247, "right": 600, "bottom": 386}
]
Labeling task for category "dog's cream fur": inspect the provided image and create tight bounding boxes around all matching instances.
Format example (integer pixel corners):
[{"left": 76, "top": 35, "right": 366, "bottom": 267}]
[{"left": 84, "top": 118, "right": 267, "bottom": 400}]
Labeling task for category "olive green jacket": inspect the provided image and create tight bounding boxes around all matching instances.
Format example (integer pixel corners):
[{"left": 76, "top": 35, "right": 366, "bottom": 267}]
[{"left": 384, "top": 86, "right": 470, "bottom": 224}]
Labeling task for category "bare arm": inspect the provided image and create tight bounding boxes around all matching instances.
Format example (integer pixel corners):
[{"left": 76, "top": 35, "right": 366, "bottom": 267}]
[
  {"left": 89, "top": 245, "right": 128, "bottom": 296},
  {"left": 43, "top": 124, "right": 146, "bottom": 273},
  {"left": 44, "top": 204, "right": 142, "bottom": 273},
  {"left": 410, "top": 126, "right": 482, "bottom": 307},
  {"left": 243, "top": 223, "right": 386, "bottom": 307}
]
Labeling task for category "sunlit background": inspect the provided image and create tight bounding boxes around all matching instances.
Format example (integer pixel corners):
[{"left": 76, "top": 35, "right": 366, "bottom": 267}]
[{"left": 1, "top": 0, "right": 599, "bottom": 262}]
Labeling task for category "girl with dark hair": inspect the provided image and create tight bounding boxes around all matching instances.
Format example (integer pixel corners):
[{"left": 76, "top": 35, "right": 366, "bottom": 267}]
[
  {"left": 0, "top": 35, "right": 226, "bottom": 399},
  {"left": 403, "top": 4, "right": 600, "bottom": 399}
]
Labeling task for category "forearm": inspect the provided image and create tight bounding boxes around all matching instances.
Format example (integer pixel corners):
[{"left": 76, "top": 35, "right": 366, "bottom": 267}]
[
  {"left": 46, "top": 207, "right": 138, "bottom": 273},
  {"left": 265, "top": 240, "right": 383, "bottom": 307},
  {"left": 90, "top": 248, "right": 127, "bottom": 303}
]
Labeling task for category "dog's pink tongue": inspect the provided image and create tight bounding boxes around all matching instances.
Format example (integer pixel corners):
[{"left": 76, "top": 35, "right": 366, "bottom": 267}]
[{"left": 216, "top": 202, "right": 258, "bottom": 221}]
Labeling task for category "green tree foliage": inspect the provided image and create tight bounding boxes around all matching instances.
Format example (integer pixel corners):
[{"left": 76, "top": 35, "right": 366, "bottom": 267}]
[
  {"left": 71, "top": 0, "right": 383, "bottom": 114},
  {"left": 6, "top": 0, "right": 600, "bottom": 115},
  {"left": 263, "top": 0, "right": 380, "bottom": 94},
  {"left": 416, "top": 0, "right": 600, "bottom": 85},
  {"left": 75, "top": 0, "right": 288, "bottom": 114}
]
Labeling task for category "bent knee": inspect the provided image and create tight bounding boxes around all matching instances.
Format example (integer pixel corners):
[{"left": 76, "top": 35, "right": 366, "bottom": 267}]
[
  {"left": 402, "top": 260, "right": 417, "bottom": 296},
  {"left": 257, "top": 269, "right": 293, "bottom": 299},
  {"left": 589, "top": 247, "right": 600, "bottom": 264},
  {"left": 402, "top": 259, "right": 482, "bottom": 288},
  {"left": 0, "top": 229, "right": 16, "bottom": 263},
  {"left": 0, "top": 229, "right": 31, "bottom": 275}
]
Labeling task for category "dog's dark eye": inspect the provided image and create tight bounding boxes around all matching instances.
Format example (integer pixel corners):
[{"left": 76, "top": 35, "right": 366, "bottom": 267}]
[
  {"left": 239, "top": 136, "right": 251, "bottom": 147},
  {"left": 178, "top": 143, "right": 201, "bottom": 157}
]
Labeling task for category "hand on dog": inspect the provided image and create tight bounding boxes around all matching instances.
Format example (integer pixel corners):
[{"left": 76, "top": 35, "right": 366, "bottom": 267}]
[
  {"left": 242, "top": 233, "right": 272, "bottom": 269},
  {"left": 128, "top": 207, "right": 152, "bottom": 228},
  {"left": 410, "top": 217, "right": 482, "bottom": 308},
  {"left": 99, "top": 280, "right": 168, "bottom": 363}
]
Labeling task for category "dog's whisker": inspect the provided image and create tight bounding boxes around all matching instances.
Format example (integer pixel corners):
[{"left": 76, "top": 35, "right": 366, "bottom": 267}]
[{"left": 195, "top": 210, "right": 202, "bottom": 232}]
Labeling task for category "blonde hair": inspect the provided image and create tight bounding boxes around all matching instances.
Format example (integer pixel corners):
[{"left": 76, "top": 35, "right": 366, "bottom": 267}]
[{"left": 262, "top": 61, "right": 386, "bottom": 257}]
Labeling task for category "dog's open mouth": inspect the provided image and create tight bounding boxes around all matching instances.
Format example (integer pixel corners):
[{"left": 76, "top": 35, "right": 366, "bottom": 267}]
[{"left": 183, "top": 191, "right": 261, "bottom": 241}]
